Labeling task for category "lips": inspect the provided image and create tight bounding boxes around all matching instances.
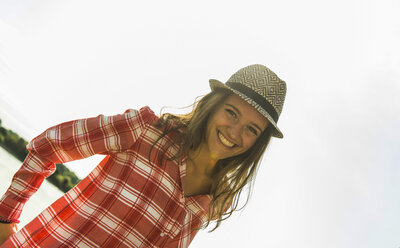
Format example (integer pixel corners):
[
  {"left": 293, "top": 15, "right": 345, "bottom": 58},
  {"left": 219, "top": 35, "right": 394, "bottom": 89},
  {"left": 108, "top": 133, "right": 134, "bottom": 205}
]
[{"left": 217, "top": 131, "right": 235, "bottom": 148}]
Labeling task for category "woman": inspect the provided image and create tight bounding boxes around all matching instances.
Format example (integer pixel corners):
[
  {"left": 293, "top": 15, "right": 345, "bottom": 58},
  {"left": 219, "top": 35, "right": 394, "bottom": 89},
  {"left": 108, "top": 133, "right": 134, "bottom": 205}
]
[{"left": 0, "top": 64, "right": 286, "bottom": 247}]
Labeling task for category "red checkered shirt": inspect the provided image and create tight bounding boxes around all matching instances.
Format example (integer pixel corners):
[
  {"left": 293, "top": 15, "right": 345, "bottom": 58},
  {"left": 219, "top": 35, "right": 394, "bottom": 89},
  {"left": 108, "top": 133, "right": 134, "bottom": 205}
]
[{"left": 0, "top": 106, "right": 211, "bottom": 248}]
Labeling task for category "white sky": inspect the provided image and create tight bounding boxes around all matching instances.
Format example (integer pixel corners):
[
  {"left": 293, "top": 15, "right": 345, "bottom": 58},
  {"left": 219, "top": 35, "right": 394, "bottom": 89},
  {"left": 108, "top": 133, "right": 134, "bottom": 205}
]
[{"left": 0, "top": 0, "right": 399, "bottom": 247}]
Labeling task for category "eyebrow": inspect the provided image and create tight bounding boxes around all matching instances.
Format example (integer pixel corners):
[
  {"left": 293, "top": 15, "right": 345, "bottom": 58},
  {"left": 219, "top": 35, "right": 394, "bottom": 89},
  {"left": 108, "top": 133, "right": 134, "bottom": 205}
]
[{"left": 225, "top": 103, "right": 263, "bottom": 133}]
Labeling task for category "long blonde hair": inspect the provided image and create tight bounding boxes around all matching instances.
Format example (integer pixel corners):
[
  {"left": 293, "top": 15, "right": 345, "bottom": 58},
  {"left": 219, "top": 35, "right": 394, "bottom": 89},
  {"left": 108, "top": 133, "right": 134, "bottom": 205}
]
[{"left": 151, "top": 88, "right": 273, "bottom": 231}]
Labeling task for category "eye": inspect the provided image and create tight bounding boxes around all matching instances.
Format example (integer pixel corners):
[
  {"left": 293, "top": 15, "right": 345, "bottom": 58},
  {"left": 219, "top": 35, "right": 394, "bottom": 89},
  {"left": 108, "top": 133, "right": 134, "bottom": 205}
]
[
  {"left": 247, "top": 126, "right": 258, "bottom": 136},
  {"left": 225, "top": 108, "right": 237, "bottom": 118}
]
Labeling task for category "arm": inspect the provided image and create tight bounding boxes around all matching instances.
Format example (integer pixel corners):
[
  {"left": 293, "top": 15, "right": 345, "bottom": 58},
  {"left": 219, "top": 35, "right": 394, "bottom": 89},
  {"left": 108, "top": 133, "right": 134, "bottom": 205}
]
[
  {"left": 0, "top": 107, "right": 156, "bottom": 224},
  {"left": 28, "top": 106, "right": 156, "bottom": 162}
]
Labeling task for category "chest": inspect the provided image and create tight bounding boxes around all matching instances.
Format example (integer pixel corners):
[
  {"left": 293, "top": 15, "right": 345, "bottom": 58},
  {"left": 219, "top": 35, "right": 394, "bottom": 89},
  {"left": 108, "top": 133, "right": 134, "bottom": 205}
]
[{"left": 183, "top": 163, "right": 214, "bottom": 197}]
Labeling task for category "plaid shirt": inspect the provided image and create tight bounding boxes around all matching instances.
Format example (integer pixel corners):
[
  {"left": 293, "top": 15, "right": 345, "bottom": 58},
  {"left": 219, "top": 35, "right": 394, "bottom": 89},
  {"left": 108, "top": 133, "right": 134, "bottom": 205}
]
[{"left": 0, "top": 106, "right": 211, "bottom": 248}]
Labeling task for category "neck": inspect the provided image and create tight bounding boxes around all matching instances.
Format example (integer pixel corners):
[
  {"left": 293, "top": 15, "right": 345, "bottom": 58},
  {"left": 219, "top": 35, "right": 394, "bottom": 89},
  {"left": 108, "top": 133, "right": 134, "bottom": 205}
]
[{"left": 188, "top": 144, "right": 218, "bottom": 177}]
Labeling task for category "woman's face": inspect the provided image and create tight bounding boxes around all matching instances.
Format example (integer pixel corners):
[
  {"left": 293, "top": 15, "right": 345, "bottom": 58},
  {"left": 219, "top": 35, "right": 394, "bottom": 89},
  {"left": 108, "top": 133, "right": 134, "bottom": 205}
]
[{"left": 205, "top": 93, "right": 269, "bottom": 161}]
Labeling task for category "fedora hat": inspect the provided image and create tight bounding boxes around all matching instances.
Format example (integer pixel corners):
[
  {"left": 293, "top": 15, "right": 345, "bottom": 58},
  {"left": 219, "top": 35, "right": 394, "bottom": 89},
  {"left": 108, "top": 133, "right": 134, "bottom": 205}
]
[{"left": 209, "top": 64, "right": 286, "bottom": 138}]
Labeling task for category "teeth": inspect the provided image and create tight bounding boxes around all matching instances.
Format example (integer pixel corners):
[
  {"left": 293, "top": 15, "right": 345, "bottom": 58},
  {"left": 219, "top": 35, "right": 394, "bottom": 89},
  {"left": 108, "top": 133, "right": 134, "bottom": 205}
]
[{"left": 218, "top": 132, "right": 235, "bottom": 148}]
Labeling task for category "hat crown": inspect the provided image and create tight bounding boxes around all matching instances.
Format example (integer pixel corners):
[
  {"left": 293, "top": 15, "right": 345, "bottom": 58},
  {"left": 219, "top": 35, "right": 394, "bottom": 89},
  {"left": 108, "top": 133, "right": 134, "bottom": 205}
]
[{"left": 227, "top": 64, "right": 286, "bottom": 116}]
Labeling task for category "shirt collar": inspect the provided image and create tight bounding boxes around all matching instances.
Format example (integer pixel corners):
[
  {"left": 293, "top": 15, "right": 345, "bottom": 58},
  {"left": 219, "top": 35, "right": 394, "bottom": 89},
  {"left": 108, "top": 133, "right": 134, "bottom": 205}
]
[{"left": 178, "top": 157, "right": 212, "bottom": 220}]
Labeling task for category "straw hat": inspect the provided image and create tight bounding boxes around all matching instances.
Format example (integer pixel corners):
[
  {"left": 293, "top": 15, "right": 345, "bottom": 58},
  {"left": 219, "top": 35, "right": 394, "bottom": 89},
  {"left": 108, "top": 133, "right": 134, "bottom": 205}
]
[{"left": 209, "top": 64, "right": 286, "bottom": 138}]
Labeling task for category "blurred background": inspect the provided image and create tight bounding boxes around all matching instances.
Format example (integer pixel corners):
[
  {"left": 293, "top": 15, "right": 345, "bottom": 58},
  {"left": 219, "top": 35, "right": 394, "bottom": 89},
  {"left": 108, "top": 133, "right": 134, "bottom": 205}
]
[{"left": 0, "top": 0, "right": 399, "bottom": 247}]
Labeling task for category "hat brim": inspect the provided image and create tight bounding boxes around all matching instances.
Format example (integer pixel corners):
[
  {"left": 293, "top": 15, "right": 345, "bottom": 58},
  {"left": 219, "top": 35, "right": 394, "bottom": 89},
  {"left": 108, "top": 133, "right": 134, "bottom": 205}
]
[{"left": 209, "top": 79, "right": 284, "bottom": 138}]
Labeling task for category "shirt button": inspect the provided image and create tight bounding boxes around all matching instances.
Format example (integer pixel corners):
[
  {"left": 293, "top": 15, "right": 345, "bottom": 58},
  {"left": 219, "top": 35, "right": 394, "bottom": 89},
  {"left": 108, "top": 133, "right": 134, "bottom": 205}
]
[{"left": 160, "top": 232, "right": 165, "bottom": 237}]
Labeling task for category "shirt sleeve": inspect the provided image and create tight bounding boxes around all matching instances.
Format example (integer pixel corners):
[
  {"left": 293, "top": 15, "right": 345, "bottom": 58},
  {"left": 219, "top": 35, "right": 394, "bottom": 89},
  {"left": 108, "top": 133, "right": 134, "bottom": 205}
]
[{"left": 0, "top": 106, "right": 157, "bottom": 223}]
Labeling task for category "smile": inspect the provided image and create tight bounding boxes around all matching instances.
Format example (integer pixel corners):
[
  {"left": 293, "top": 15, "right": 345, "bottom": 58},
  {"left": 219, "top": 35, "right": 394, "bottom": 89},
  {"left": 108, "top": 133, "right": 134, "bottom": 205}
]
[{"left": 218, "top": 131, "right": 235, "bottom": 148}]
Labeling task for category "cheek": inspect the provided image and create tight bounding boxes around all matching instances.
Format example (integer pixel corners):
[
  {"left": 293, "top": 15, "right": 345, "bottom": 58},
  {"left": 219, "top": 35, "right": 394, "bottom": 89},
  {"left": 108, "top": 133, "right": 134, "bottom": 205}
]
[{"left": 241, "top": 136, "right": 258, "bottom": 151}]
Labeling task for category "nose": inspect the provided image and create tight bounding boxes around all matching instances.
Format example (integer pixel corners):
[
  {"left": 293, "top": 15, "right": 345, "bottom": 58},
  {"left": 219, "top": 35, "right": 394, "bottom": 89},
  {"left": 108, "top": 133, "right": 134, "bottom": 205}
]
[{"left": 228, "top": 124, "right": 243, "bottom": 142}]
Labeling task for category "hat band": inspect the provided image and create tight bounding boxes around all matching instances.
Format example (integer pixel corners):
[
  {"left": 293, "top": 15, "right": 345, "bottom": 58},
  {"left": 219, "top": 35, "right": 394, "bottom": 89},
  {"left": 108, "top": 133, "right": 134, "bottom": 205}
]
[{"left": 226, "top": 82, "right": 279, "bottom": 122}]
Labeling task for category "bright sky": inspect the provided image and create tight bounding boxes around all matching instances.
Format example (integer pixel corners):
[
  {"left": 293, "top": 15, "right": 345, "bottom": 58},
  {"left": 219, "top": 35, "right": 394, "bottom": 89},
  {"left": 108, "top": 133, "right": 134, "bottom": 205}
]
[{"left": 0, "top": 0, "right": 399, "bottom": 247}]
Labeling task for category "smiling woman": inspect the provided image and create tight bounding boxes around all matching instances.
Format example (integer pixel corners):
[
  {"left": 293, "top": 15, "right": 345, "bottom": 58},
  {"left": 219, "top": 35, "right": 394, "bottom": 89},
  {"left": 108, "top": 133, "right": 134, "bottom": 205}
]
[{"left": 0, "top": 64, "right": 287, "bottom": 247}]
